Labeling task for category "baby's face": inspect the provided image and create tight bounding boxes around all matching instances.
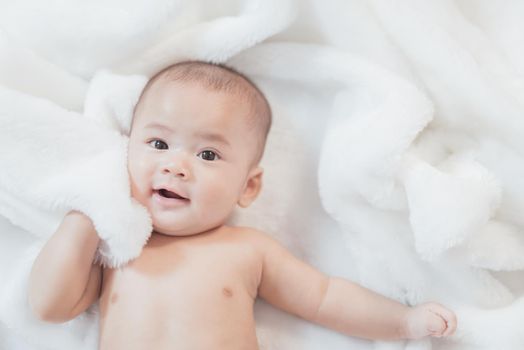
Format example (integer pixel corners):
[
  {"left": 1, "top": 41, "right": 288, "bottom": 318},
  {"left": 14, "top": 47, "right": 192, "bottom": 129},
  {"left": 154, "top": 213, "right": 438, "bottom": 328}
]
[{"left": 127, "top": 80, "right": 262, "bottom": 236}]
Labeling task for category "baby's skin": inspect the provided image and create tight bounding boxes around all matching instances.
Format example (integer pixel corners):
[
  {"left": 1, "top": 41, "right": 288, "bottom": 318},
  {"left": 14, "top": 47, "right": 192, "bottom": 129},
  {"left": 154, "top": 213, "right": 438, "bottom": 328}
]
[{"left": 28, "top": 62, "right": 456, "bottom": 349}]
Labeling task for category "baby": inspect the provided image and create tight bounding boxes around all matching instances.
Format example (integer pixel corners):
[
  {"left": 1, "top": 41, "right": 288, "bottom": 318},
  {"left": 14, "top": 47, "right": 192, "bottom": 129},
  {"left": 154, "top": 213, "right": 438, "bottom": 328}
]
[{"left": 29, "top": 61, "right": 457, "bottom": 349}]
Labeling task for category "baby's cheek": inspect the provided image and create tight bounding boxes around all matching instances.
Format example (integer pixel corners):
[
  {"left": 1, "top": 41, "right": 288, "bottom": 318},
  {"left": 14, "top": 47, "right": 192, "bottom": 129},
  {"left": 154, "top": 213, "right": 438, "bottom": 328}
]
[
  {"left": 127, "top": 155, "right": 151, "bottom": 202},
  {"left": 202, "top": 181, "right": 237, "bottom": 211},
  {"left": 129, "top": 180, "right": 142, "bottom": 202}
]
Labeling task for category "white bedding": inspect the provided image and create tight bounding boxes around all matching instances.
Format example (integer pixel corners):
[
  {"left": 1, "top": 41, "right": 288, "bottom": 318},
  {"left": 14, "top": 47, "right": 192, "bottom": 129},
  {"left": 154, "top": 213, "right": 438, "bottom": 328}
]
[{"left": 1, "top": 0, "right": 524, "bottom": 349}]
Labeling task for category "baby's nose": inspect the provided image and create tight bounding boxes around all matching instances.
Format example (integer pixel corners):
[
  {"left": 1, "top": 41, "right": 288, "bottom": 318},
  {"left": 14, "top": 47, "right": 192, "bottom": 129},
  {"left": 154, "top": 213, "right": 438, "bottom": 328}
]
[
  {"left": 162, "top": 157, "right": 191, "bottom": 180},
  {"left": 163, "top": 166, "right": 189, "bottom": 178}
]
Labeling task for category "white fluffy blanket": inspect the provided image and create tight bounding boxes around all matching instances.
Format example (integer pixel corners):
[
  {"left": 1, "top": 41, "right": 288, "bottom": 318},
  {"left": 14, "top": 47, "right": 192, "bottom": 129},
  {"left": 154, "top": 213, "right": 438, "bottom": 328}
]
[{"left": 1, "top": 0, "right": 524, "bottom": 349}]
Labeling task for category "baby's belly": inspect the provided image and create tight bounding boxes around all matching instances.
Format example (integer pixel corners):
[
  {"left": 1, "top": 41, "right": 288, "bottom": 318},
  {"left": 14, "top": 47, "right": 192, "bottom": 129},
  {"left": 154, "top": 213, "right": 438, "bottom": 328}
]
[{"left": 98, "top": 262, "right": 259, "bottom": 349}]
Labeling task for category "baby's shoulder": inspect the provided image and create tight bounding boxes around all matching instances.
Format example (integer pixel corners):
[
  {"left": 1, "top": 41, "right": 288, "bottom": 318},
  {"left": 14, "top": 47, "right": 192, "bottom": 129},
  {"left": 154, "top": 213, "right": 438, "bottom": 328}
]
[{"left": 227, "top": 225, "right": 282, "bottom": 251}]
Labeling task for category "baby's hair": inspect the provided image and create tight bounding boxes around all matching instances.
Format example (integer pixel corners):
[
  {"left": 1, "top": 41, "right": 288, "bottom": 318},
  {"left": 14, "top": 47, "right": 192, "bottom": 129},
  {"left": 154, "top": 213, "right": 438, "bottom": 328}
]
[{"left": 134, "top": 61, "right": 272, "bottom": 165}]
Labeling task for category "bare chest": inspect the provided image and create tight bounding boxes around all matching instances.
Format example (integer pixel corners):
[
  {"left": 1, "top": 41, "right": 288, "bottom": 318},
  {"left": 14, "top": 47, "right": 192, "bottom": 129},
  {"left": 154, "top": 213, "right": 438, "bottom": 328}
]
[
  {"left": 104, "top": 244, "right": 259, "bottom": 299},
  {"left": 98, "top": 233, "right": 263, "bottom": 349}
]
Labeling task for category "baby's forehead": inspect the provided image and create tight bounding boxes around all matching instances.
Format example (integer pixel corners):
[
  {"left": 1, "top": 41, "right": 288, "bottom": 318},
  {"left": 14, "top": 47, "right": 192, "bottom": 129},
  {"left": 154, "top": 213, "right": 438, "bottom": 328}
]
[
  {"left": 134, "top": 85, "right": 251, "bottom": 131},
  {"left": 139, "top": 76, "right": 251, "bottom": 115},
  {"left": 141, "top": 80, "right": 253, "bottom": 119},
  {"left": 137, "top": 80, "right": 259, "bottom": 127}
]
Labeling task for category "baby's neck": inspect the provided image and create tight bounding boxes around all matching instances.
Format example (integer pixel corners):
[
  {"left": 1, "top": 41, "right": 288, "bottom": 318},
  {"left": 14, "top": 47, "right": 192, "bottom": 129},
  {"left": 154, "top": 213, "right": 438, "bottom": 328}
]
[{"left": 148, "top": 225, "right": 226, "bottom": 243}]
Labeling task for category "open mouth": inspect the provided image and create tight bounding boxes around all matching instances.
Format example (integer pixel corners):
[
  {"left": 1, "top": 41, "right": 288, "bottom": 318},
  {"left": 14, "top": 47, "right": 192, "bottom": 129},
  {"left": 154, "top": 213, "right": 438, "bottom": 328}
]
[{"left": 157, "top": 189, "right": 188, "bottom": 200}]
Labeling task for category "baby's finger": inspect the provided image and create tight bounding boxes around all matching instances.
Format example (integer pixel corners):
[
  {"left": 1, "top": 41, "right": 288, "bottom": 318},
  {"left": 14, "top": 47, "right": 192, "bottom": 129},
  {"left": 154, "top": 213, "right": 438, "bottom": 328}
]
[
  {"left": 430, "top": 306, "right": 457, "bottom": 337},
  {"left": 442, "top": 310, "right": 457, "bottom": 336},
  {"left": 427, "top": 314, "right": 447, "bottom": 336}
]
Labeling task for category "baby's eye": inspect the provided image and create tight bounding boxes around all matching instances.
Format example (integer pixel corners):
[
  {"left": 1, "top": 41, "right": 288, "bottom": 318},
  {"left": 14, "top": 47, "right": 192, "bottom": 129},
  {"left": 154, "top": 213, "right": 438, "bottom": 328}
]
[
  {"left": 198, "top": 150, "right": 219, "bottom": 161},
  {"left": 148, "top": 139, "right": 168, "bottom": 150}
]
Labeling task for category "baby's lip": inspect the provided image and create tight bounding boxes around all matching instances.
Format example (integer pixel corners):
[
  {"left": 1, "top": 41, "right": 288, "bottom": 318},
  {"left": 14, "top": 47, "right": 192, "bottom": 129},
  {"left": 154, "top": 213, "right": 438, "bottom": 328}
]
[{"left": 153, "top": 186, "right": 189, "bottom": 200}]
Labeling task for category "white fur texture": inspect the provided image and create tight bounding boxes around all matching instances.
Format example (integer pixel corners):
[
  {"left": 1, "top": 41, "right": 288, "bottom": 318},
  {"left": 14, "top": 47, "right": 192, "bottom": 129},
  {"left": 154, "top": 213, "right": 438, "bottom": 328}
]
[
  {"left": 0, "top": 85, "right": 152, "bottom": 267},
  {"left": 1, "top": 0, "right": 524, "bottom": 349}
]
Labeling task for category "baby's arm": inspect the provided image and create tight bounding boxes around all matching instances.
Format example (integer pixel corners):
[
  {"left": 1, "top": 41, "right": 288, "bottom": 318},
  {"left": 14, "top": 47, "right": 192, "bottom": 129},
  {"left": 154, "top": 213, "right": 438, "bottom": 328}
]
[
  {"left": 28, "top": 210, "right": 102, "bottom": 323},
  {"left": 257, "top": 233, "right": 456, "bottom": 340}
]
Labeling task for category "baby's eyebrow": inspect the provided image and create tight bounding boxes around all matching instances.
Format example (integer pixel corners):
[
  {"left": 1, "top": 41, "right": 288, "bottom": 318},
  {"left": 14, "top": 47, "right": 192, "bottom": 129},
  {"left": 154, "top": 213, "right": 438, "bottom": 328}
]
[
  {"left": 194, "top": 131, "right": 231, "bottom": 147},
  {"left": 144, "top": 123, "right": 174, "bottom": 133}
]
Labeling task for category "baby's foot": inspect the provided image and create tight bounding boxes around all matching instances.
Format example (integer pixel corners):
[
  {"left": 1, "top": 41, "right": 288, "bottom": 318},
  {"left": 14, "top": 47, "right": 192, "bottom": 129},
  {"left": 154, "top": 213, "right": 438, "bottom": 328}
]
[{"left": 405, "top": 302, "right": 457, "bottom": 339}]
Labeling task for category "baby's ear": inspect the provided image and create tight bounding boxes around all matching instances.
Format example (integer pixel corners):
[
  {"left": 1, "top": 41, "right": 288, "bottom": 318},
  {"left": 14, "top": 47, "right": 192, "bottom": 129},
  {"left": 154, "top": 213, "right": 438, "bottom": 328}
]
[{"left": 238, "top": 166, "right": 263, "bottom": 208}]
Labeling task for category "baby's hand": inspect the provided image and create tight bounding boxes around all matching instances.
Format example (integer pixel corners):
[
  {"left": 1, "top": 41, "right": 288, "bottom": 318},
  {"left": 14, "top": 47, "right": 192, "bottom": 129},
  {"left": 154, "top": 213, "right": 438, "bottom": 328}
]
[{"left": 404, "top": 302, "right": 457, "bottom": 339}]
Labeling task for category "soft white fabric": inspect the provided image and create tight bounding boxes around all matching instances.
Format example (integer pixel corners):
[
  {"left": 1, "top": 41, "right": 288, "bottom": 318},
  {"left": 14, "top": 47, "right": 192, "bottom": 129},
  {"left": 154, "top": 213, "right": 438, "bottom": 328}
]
[{"left": 1, "top": 0, "right": 524, "bottom": 349}]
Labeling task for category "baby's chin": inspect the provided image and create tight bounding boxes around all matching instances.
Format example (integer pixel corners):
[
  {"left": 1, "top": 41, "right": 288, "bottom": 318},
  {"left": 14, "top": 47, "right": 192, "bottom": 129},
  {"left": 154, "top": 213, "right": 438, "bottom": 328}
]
[
  {"left": 148, "top": 212, "right": 195, "bottom": 236},
  {"left": 151, "top": 225, "right": 199, "bottom": 237}
]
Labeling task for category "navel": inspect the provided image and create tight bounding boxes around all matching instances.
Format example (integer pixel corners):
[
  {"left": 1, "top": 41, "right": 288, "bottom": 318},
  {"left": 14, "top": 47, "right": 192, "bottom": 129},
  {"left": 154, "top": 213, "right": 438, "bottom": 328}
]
[{"left": 222, "top": 287, "right": 233, "bottom": 298}]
